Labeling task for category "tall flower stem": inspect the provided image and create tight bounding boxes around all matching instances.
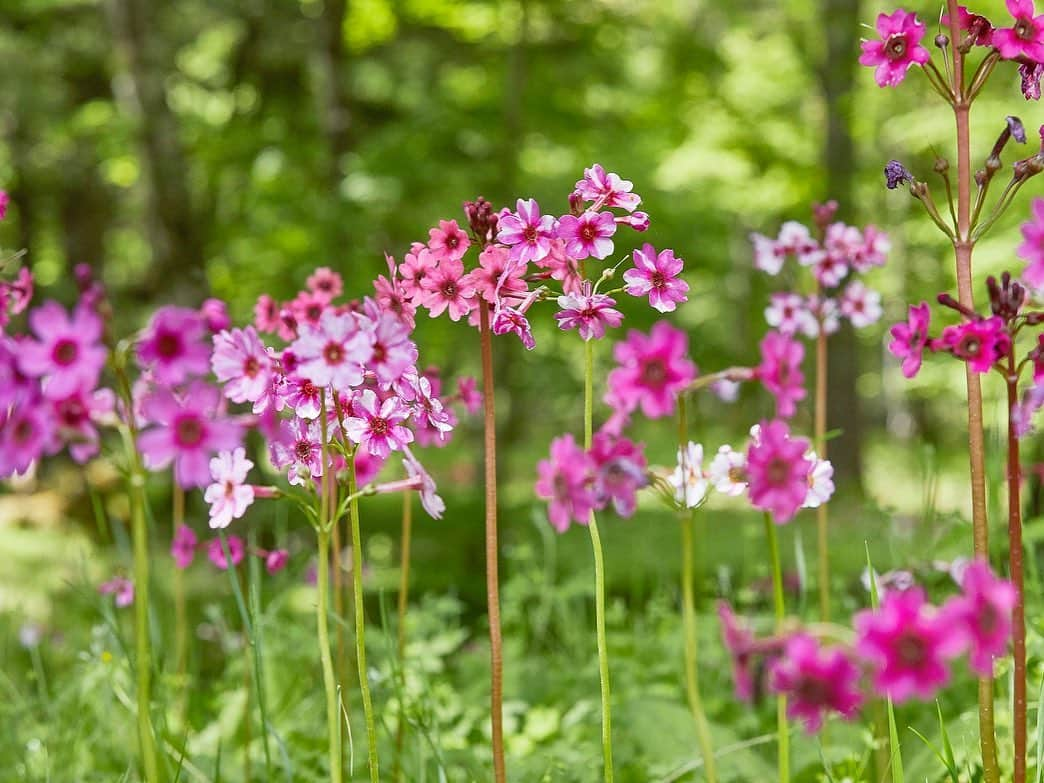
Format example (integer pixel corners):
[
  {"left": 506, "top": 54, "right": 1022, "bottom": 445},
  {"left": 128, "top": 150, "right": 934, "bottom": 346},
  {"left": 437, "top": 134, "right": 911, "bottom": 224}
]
[
  {"left": 478, "top": 301, "right": 506, "bottom": 783},
  {"left": 943, "top": 7, "right": 1000, "bottom": 779},
  {"left": 813, "top": 295, "right": 830, "bottom": 621},
  {"left": 317, "top": 394, "right": 343, "bottom": 783},
  {"left": 172, "top": 484, "right": 188, "bottom": 688},
  {"left": 347, "top": 452, "right": 380, "bottom": 782},
  {"left": 676, "top": 396, "right": 717, "bottom": 783},
  {"left": 332, "top": 498, "right": 347, "bottom": 697},
  {"left": 1007, "top": 361, "right": 1027, "bottom": 783},
  {"left": 393, "top": 490, "right": 413, "bottom": 782},
  {"left": 584, "top": 337, "right": 614, "bottom": 782},
  {"left": 763, "top": 513, "right": 789, "bottom": 783}
]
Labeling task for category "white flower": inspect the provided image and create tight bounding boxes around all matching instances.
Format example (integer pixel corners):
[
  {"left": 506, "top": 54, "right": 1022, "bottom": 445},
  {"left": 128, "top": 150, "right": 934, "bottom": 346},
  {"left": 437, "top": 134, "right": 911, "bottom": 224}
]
[
  {"left": 765, "top": 292, "right": 817, "bottom": 337},
  {"left": 204, "top": 447, "right": 255, "bottom": 529},
  {"left": 840, "top": 280, "right": 883, "bottom": 328},
  {"left": 707, "top": 445, "right": 748, "bottom": 496},
  {"left": 801, "top": 450, "right": 835, "bottom": 509},
  {"left": 751, "top": 233, "right": 784, "bottom": 275},
  {"left": 669, "top": 441, "right": 708, "bottom": 508}
]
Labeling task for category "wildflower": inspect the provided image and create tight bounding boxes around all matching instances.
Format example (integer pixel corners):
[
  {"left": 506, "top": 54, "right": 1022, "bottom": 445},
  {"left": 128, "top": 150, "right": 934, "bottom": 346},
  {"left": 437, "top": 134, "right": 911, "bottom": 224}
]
[
  {"left": 746, "top": 419, "right": 812, "bottom": 525},
  {"left": 555, "top": 210, "right": 617, "bottom": 260},
  {"left": 769, "top": 634, "right": 863, "bottom": 733},
  {"left": 757, "top": 331, "right": 806, "bottom": 419},
  {"left": 51, "top": 387, "right": 116, "bottom": 463},
  {"left": 575, "top": 164, "right": 642, "bottom": 211},
  {"left": 254, "top": 295, "right": 282, "bottom": 334},
  {"left": 343, "top": 389, "right": 413, "bottom": 459},
  {"left": 457, "top": 376, "right": 482, "bottom": 415},
  {"left": 942, "top": 5, "right": 994, "bottom": 46},
  {"left": 138, "top": 382, "right": 242, "bottom": 488},
  {"left": 668, "top": 441, "right": 709, "bottom": 508},
  {"left": 291, "top": 309, "right": 372, "bottom": 388},
  {"left": 0, "top": 399, "right": 53, "bottom": 478},
  {"left": 993, "top": 0, "right": 1044, "bottom": 61},
  {"left": 945, "top": 560, "right": 1017, "bottom": 676},
  {"left": 718, "top": 602, "right": 759, "bottom": 701},
  {"left": 884, "top": 160, "right": 913, "bottom": 189},
  {"left": 888, "top": 302, "right": 931, "bottom": 378},
  {"left": 18, "top": 301, "right": 106, "bottom": 399},
  {"left": 207, "top": 535, "right": 246, "bottom": 570},
  {"left": 859, "top": 9, "right": 931, "bottom": 88},
  {"left": 421, "top": 257, "right": 475, "bottom": 321},
  {"left": 534, "top": 434, "right": 598, "bottom": 532},
  {"left": 765, "top": 293, "right": 817, "bottom": 337},
  {"left": 751, "top": 233, "right": 785, "bottom": 275},
  {"left": 1021, "top": 62, "right": 1044, "bottom": 100},
  {"left": 403, "top": 447, "right": 446, "bottom": 519},
  {"left": 853, "top": 225, "right": 891, "bottom": 272},
  {"left": 491, "top": 306, "right": 535, "bottom": 349},
  {"left": 463, "top": 245, "right": 527, "bottom": 305},
  {"left": 856, "top": 587, "right": 965, "bottom": 702},
  {"left": 307, "top": 267, "right": 344, "bottom": 300},
  {"left": 497, "top": 198, "right": 556, "bottom": 264},
  {"left": 606, "top": 323, "right": 696, "bottom": 419},
  {"left": 211, "top": 326, "right": 273, "bottom": 410},
  {"left": 590, "top": 432, "right": 648, "bottom": 516},
  {"left": 399, "top": 246, "right": 439, "bottom": 303},
  {"left": 778, "top": 221, "right": 824, "bottom": 266},
  {"left": 374, "top": 261, "right": 417, "bottom": 329},
  {"left": 290, "top": 290, "right": 328, "bottom": 329},
  {"left": 840, "top": 281, "right": 883, "bottom": 328},
  {"left": 364, "top": 312, "right": 417, "bottom": 385},
  {"left": 265, "top": 549, "right": 290, "bottom": 574},
  {"left": 137, "top": 306, "right": 212, "bottom": 385},
  {"left": 555, "top": 287, "right": 624, "bottom": 341},
  {"left": 99, "top": 577, "right": 134, "bottom": 608},
  {"left": 808, "top": 295, "right": 841, "bottom": 336},
  {"left": 428, "top": 219, "right": 471, "bottom": 263},
  {"left": 171, "top": 525, "right": 199, "bottom": 569},
  {"left": 204, "top": 448, "right": 256, "bottom": 529},
  {"left": 802, "top": 452, "right": 835, "bottom": 508},
  {"left": 1017, "top": 197, "right": 1044, "bottom": 287},
  {"left": 534, "top": 239, "right": 583, "bottom": 294},
  {"left": 0, "top": 190, "right": 8, "bottom": 220},
  {"left": 623, "top": 244, "right": 689, "bottom": 313},
  {"left": 200, "top": 298, "right": 231, "bottom": 333},
  {"left": 934, "top": 316, "right": 1011, "bottom": 373},
  {"left": 4, "top": 267, "right": 34, "bottom": 315},
  {"left": 708, "top": 445, "right": 748, "bottom": 496},
  {"left": 402, "top": 373, "right": 453, "bottom": 443}
]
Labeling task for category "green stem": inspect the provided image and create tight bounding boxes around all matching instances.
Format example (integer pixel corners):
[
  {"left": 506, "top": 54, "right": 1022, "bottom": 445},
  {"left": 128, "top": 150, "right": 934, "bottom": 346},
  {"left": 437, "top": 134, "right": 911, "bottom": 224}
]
[
  {"left": 584, "top": 338, "right": 614, "bottom": 782},
  {"left": 316, "top": 528, "right": 343, "bottom": 783},
  {"left": 764, "top": 513, "right": 789, "bottom": 783},
  {"left": 130, "top": 460, "right": 161, "bottom": 783},
  {"left": 394, "top": 489, "right": 413, "bottom": 782},
  {"left": 348, "top": 452, "right": 380, "bottom": 782}
]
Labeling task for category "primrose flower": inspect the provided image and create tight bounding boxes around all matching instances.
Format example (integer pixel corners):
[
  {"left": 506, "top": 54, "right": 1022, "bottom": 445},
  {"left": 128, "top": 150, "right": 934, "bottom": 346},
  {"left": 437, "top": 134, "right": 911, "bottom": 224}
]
[
  {"left": 945, "top": 560, "right": 1017, "bottom": 676},
  {"left": 0, "top": 399, "right": 53, "bottom": 478},
  {"left": 207, "top": 535, "right": 246, "bottom": 570},
  {"left": 623, "top": 244, "right": 689, "bottom": 313},
  {"left": 421, "top": 257, "right": 475, "bottom": 322},
  {"left": 399, "top": 246, "right": 438, "bottom": 303},
  {"left": 588, "top": 432, "right": 647, "bottom": 517},
  {"left": 265, "top": 549, "right": 290, "bottom": 574},
  {"left": 746, "top": 419, "right": 812, "bottom": 525},
  {"left": 403, "top": 447, "right": 446, "bottom": 519},
  {"left": 708, "top": 445, "right": 748, "bottom": 496},
  {"left": 51, "top": 387, "right": 116, "bottom": 463},
  {"left": 839, "top": 281, "right": 883, "bottom": 328},
  {"left": 766, "top": 293, "right": 817, "bottom": 337},
  {"left": 859, "top": 9, "right": 931, "bottom": 88},
  {"left": 291, "top": 309, "right": 373, "bottom": 388},
  {"left": 204, "top": 448, "right": 256, "bottom": 529},
  {"left": 427, "top": 219, "right": 471, "bottom": 263},
  {"left": 1018, "top": 198, "right": 1044, "bottom": 287},
  {"left": 752, "top": 233, "right": 785, "bottom": 275},
  {"left": 556, "top": 210, "right": 617, "bottom": 260},
  {"left": 555, "top": 287, "right": 624, "bottom": 341},
  {"left": 994, "top": 0, "right": 1044, "bottom": 61},
  {"left": 98, "top": 577, "right": 134, "bottom": 608},
  {"left": 343, "top": 389, "right": 413, "bottom": 459},
  {"left": 535, "top": 434, "right": 598, "bottom": 532},
  {"left": 668, "top": 441, "right": 709, "bottom": 508},
  {"left": 171, "top": 525, "right": 199, "bottom": 569},
  {"left": 18, "top": 301, "right": 106, "bottom": 399},
  {"left": 497, "top": 198, "right": 556, "bottom": 264},
  {"left": 137, "top": 306, "right": 212, "bottom": 385},
  {"left": 757, "top": 331, "right": 806, "bottom": 419},
  {"left": 211, "top": 326, "right": 273, "bottom": 410},
  {"left": 769, "top": 634, "right": 863, "bottom": 733},
  {"left": 888, "top": 302, "right": 931, "bottom": 378},
  {"left": 575, "top": 164, "right": 642, "bottom": 211},
  {"left": 802, "top": 452, "right": 835, "bottom": 509},
  {"left": 306, "top": 267, "right": 344, "bottom": 300},
  {"left": 606, "top": 323, "right": 696, "bottom": 419},
  {"left": 934, "top": 316, "right": 1011, "bottom": 373},
  {"left": 463, "top": 245, "right": 527, "bottom": 305}
]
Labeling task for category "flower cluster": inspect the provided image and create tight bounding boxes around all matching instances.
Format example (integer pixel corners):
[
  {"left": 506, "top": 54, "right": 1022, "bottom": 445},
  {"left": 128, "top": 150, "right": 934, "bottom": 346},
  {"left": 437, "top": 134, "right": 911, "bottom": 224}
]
[{"left": 170, "top": 523, "right": 289, "bottom": 575}]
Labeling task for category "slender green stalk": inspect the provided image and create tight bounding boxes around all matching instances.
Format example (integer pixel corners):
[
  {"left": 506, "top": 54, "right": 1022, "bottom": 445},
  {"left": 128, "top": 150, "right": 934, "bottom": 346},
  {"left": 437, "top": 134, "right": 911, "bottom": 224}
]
[
  {"left": 583, "top": 338, "right": 614, "bottom": 782},
  {"left": 316, "top": 528, "right": 343, "bottom": 783},
  {"left": 394, "top": 490, "right": 413, "bottom": 782},
  {"left": 763, "top": 513, "right": 789, "bottom": 783},
  {"left": 172, "top": 485, "right": 188, "bottom": 688},
  {"left": 347, "top": 452, "right": 380, "bottom": 782}
]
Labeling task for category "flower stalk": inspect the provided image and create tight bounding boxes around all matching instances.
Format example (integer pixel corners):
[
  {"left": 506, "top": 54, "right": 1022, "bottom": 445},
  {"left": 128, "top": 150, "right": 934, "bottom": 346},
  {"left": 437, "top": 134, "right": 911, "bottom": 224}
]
[
  {"left": 393, "top": 489, "right": 413, "bottom": 781},
  {"left": 813, "top": 284, "right": 830, "bottom": 622},
  {"left": 1007, "top": 356, "right": 1027, "bottom": 783},
  {"left": 173, "top": 483, "right": 188, "bottom": 684},
  {"left": 763, "top": 512, "right": 789, "bottom": 783}
]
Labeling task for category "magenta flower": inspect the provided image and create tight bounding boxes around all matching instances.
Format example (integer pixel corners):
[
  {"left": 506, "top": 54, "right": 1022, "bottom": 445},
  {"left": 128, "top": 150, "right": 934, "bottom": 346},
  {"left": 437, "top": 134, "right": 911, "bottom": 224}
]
[
  {"left": 994, "top": 0, "right": 1044, "bottom": 61},
  {"left": 1018, "top": 197, "right": 1044, "bottom": 287},
  {"left": 212, "top": 326, "right": 273, "bottom": 411},
  {"left": 623, "top": 244, "right": 689, "bottom": 313},
  {"left": 589, "top": 431, "right": 648, "bottom": 517},
  {"left": 374, "top": 262, "right": 417, "bottom": 329},
  {"left": 491, "top": 306, "right": 535, "bottom": 350},
  {"left": 859, "top": 9, "right": 931, "bottom": 87},
  {"left": 290, "top": 290, "right": 328, "bottom": 329},
  {"left": 555, "top": 288, "right": 624, "bottom": 341},
  {"left": 769, "top": 634, "right": 863, "bottom": 733},
  {"left": 534, "top": 239, "right": 583, "bottom": 294},
  {"left": 574, "top": 164, "right": 642, "bottom": 212},
  {"left": 757, "top": 331, "right": 806, "bottom": 419},
  {"left": 306, "top": 267, "right": 344, "bottom": 300},
  {"left": 0, "top": 190, "right": 8, "bottom": 220},
  {"left": 0, "top": 399, "right": 53, "bottom": 478},
  {"left": 718, "top": 602, "right": 758, "bottom": 701},
  {"left": 18, "top": 301, "right": 106, "bottom": 399},
  {"left": 51, "top": 387, "right": 116, "bottom": 463},
  {"left": 556, "top": 210, "right": 616, "bottom": 260},
  {"left": 497, "top": 198, "right": 556, "bottom": 264},
  {"left": 291, "top": 309, "right": 372, "bottom": 389},
  {"left": 403, "top": 447, "right": 446, "bottom": 519},
  {"left": 746, "top": 419, "right": 811, "bottom": 525},
  {"left": 855, "top": 587, "right": 964, "bottom": 703},
  {"left": 935, "top": 316, "right": 1011, "bottom": 373},
  {"left": 270, "top": 417, "right": 324, "bottom": 486},
  {"left": 462, "top": 245, "right": 527, "bottom": 306},
  {"left": 534, "top": 434, "right": 598, "bottom": 532},
  {"left": 399, "top": 246, "right": 438, "bottom": 303},
  {"left": 942, "top": 6, "right": 994, "bottom": 47},
  {"left": 3, "top": 267, "right": 34, "bottom": 316},
  {"left": 200, "top": 298, "right": 231, "bottom": 333},
  {"left": 421, "top": 257, "right": 475, "bottom": 321},
  {"left": 207, "top": 535, "right": 245, "bottom": 570},
  {"left": 888, "top": 302, "right": 931, "bottom": 378},
  {"left": 265, "top": 549, "right": 290, "bottom": 574},
  {"left": 945, "top": 559, "right": 1017, "bottom": 676},
  {"left": 457, "top": 376, "right": 482, "bottom": 415},
  {"left": 606, "top": 323, "right": 696, "bottom": 419},
  {"left": 427, "top": 219, "right": 471, "bottom": 262},
  {"left": 1021, "top": 62, "right": 1044, "bottom": 99},
  {"left": 343, "top": 389, "right": 413, "bottom": 459},
  {"left": 254, "top": 295, "right": 282, "bottom": 334},
  {"left": 99, "top": 577, "right": 134, "bottom": 608},
  {"left": 137, "top": 306, "right": 212, "bottom": 385},
  {"left": 138, "top": 382, "right": 242, "bottom": 488},
  {"left": 171, "top": 524, "right": 199, "bottom": 569},
  {"left": 204, "top": 448, "right": 256, "bottom": 529}
]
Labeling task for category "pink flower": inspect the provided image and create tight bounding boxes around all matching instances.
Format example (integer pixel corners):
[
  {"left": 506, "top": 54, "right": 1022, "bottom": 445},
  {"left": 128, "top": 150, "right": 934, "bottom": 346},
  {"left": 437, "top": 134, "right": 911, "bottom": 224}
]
[
  {"left": 364, "top": 312, "right": 417, "bottom": 386},
  {"left": 765, "top": 293, "right": 817, "bottom": 337},
  {"left": 211, "top": 326, "right": 273, "bottom": 410},
  {"left": 403, "top": 447, "right": 446, "bottom": 519},
  {"left": 623, "top": 244, "right": 689, "bottom": 313},
  {"left": 138, "top": 382, "right": 242, "bottom": 488},
  {"left": 757, "top": 331, "right": 806, "bottom": 419},
  {"left": 751, "top": 233, "right": 785, "bottom": 275},
  {"left": 718, "top": 602, "right": 758, "bottom": 701},
  {"left": 457, "top": 376, "right": 482, "bottom": 415},
  {"left": 534, "top": 434, "right": 598, "bottom": 532},
  {"left": 204, "top": 448, "right": 256, "bottom": 529},
  {"left": 291, "top": 310, "right": 373, "bottom": 389},
  {"left": 18, "top": 301, "right": 106, "bottom": 399},
  {"left": 746, "top": 419, "right": 812, "bottom": 525},
  {"left": 3, "top": 267, "right": 34, "bottom": 316},
  {"left": 270, "top": 416, "right": 324, "bottom": 486},
  {"left": 855, "top": 587, "right": 964, "bottom": 702},
  {"left": 282, "top": 376, "right": 323, "bottom": 419},
  {"left": 1018, "top": 198, "right": 1044, "bottom": 287},
  {"left": 942, "top": 6, "right": 994, "bottom": 47},
  {"left": 0, "top": 190, "right": 8, "bottom": 220},
  {"left": 343, "top": 389, "right": 413, "bottom": 459},
  {"left": 51, "top": 387, "right": 116, "bottom": 463},
  {"left": 574, "top": 164, "right": 642, "bottom": 212},
  {"left": 402, "top": 372, "right": 453, "bottom": 443},
  {"left": 778, "top": 222, "right": 823, "bottom": 266},
  {"left": 888, "top": 302, "right": 931, "bottom": 378},
  {"left": 462, "top": 245, "right": 527, "bottom": 306},
  {"left": 290, "top": 290, "right": 328, "bottom": 329},
  {"left": 200, "top": 298, "right": 231, "bottom": 333},
  {"left": 994, "top": 0, "right": 1044, "bottom": 61},
  {"left": 99, "top": 577, "right": 135, "bottom": 608},
  {"left": 254, "top": 295, "right": 282, "bottom": 334},
  {"left": 1021, "top": 62, "right": 1044, "bottom": 99},
  {"left": 421, "top": 257, "right": 474, "bottom": 321},
  {"left": 708, "top": 445, "right": 748, "bottom": 496},
  {"left": 945, "top": 559, "right": 1017, "bottom": 676},
  {"left": 859, "top": 9, "right": 931, "bottom": 87},
  {"left": 769, "top": 634, "right": 863, "bottom": 733},
  {"left": 491, "top": 306, "right": 535, "bottom": 350},
  {"left": 852, "top": 225, "right": 891, "bottom": 273},
  {"left": 171, "top": 525, "right": 199, "bottom": 569},
  {"left": 427, "top": 219, "right": 471, "bottom": 262},
  {"left": 497, "top": 198, "right": 556, "bottom": 264},
  {"left": 399, "top": 246, "right": 438, "bottom": 303},
  {"left": 265, "top": 549, "right": 290, "bottom": 574},
  {"left": 839, "top": 281, "right": 883, "bottom": 328},
  {"left": 374, "top": 263, "right": 417, "bottom": 329},
  {"left": 137, "top": 306, "right": 212, "bottom": 385},
  {"left": 555, "top": 287, "right": 624, "bottom": 341},
  {"left": 555, "top": 210, "right": 616, "bottom": 260},
  {"left": 307, "top": 267, "right": 344, "bottom": 300},
  {"left": 606, "top": 323, "right": 696, "bottom": 419},
  {"left": 534, "top": 239, "right": 583, "bottom": 294},
  {"left": 934, "top": 317, "right": 1010, "bottom": 373},
  {"left": 0, "top": 399, "right": 53, "bottom": 478},
  {"left": 207, "top": 535, "right": 245, "bottom": 570},
  {"left": 589, "top": 432, "right": 648, "bottom": 517}
]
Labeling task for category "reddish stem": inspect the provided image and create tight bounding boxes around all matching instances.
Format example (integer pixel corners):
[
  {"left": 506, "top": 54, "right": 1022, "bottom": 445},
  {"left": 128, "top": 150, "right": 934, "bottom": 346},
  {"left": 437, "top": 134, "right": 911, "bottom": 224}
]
[
  {"left": 479, "top": 301, "right": 506, "bottom": 783},
  {"left": 1008, "top": 362, "right": 1027, "bottom": 783}
]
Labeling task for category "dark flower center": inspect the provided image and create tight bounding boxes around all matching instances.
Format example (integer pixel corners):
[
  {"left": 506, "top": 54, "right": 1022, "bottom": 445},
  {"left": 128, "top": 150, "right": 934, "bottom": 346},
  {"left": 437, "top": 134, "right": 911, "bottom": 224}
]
[
  {"left": 302, "top": 380, "right": 318, "bottom": 397},
  {"left": 766, "top": 457, "right": 790, "bottom": 484},
  {"left": 651, "top": 271, "right": 666, "bottom": 289},
  {"left": 895, "top": 631, "right": 927, "bottom": 667},
  {"left": 370, "top": 417, "right": 389, "bottom": 436},
  {"left": 175, "top": 416, "right": 205, "bottom": 448},
  {"left": 1015, "top": 18, "right": 1034, "bottom": 40},
  {"left": 243, "top": 356, "right": 260, "bottom": 378},
  {"left": 295, "top": 440, "right": 313, "bottom": 461},
  {"left": 52, "top": 338, "right": 79, "bottom": 367},
  {"left": 441, "top": 281, "right": 458, "bottom": 298},
  {"left": 323, "top": 341, "right": 344, "bottom": 365},
  {"left": 640, "top": 358, "right": 666, "bottom": 386},
  {"left": 728, "top": 466, "right": 748, "bottom": 483},
  {"left": 978, "top": 604, "right": 999, "bottom": 634},
  {"left": 523, "top": 225, "right": 538, "bottom": 243},
  {"left": 885, "top": 34, "right": 908, "bottom": 60},
  {"left": 13, "top": 418, "right": 34, "bottom": 444},
  {"left": 372, "top": 342, "right": 387, "bottom": 363},
  {"left": 957, "top": 335, "right": 981, "bottom": 358},
  {"left": 306, "top": 304, "right": 323, "bottom": 322},
  {"left": 156, "top": 332, "right": 182, "bottom": 359},
  {"left": 794, "top": 674, "right": 832, "bottom": 706},
  {"left": 580, "top": 224, "right": 597, "bottom": 242},
  {"left": 59, "top": 397, "right": 88, "bottom": 427},
  {"left": 446, "top": 234, "right": 460, "bottom": 249}
]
